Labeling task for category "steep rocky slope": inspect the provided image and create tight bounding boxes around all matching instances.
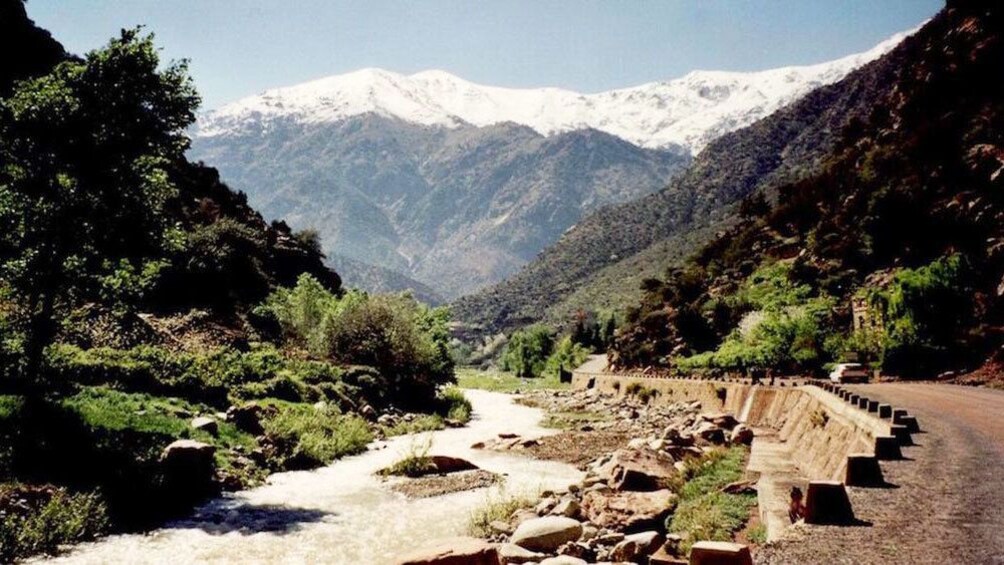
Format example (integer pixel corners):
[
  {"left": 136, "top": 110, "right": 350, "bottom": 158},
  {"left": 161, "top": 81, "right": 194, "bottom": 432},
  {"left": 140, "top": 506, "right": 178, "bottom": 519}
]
[
  {"left": 191, "top": 117, "right": 687, "bottom": 297},
  {"left": 454, "top": 20, "right": 929, "bottom": 332}
]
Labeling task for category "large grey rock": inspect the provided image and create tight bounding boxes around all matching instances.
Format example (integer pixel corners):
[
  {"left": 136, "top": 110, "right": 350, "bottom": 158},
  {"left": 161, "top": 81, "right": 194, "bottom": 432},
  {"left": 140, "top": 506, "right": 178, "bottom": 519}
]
[{"left": 510, "top": 516, "right": 583, "bottom": 553}]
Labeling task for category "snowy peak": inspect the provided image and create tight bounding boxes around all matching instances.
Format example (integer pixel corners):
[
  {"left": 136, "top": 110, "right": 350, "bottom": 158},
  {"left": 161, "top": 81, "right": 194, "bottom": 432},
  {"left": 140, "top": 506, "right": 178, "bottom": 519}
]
[{"left": 196, "top": 27, "right": 918, "bottom": 153}]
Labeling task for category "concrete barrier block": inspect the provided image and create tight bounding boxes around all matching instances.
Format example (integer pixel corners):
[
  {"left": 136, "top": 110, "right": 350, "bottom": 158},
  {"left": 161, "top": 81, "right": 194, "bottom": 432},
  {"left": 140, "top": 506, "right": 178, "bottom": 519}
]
[
  {"left": 688, "top": 541, "right": 753, "bottom": 565},
  {"left": 900, "top": 415, "right": 920, "bottom": 433},
  {"left": 874, "top": 435, "right": 903, "bottom": 460},
  {"left": 878, "top": 404, "right": 892, "bottom": 419},
  {"left": 849, "top": 394, "right": 860, "bottom": 405},
  {"left": 890, "top": 424, "right": 913, "bottom": 446},
  {"left": 892, "top": 409, "right": 909, "bottom": 423},
  {"left": 844, "top": 453, "right": 885, "bottom": 486},
  {"left": 804, "top": 480, "right": 855, "bottom": 525},
  {"left": 857, "top": 396, "right": 869, "bottom": 409},
  {"left": 866, "top": 399, "right": 879, "bottom": 412}
]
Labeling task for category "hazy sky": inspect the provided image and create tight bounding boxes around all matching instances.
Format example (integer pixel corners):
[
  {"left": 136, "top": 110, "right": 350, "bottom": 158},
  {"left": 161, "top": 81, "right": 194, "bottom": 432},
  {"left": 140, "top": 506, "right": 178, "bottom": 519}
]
[{"left": 27, "top": 0, "right": 942, "bottom": 110}]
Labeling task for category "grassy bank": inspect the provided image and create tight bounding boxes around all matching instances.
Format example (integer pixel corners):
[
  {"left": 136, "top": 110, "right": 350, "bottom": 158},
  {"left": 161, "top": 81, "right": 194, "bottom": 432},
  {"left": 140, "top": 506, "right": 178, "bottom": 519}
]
[{"left": 456, "top": 367, "right": 569, "bottom": 393}]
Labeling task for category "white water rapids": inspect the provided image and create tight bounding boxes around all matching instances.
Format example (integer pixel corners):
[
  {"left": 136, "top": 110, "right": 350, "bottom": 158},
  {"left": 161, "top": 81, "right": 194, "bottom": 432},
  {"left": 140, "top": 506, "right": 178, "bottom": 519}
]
[{"left": 39, "top": 390, "right": 583, "bottom": 565}]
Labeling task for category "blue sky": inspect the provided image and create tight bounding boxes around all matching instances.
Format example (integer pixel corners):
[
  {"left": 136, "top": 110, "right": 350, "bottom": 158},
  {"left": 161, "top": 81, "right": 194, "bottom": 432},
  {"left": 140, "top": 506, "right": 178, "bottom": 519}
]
[{"left": 27, "top": 1, "right": 942, "bottom": 110}]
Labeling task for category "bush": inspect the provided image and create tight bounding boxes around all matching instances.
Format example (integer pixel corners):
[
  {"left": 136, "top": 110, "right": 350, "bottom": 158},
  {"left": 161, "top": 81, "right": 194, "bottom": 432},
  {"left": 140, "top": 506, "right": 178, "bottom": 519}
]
[
  {"left": 467, "top": 488, "right": 539, "bottom": 538},
  {"left": 438, "top": 386, "right": 472, "bottom": 422},
  {"left": 258, "top": 276, "right": 455, "bottom": 408},
  {"left": 500, "top": 325, "right": 554, "bottom": 379},
  {"left": 0, "top": 485, "right": 108, "bottom": 562},
  {"left": 543, "top": 336, "right": 592, "bottom": 378},
  {"left": 378, "top": 436, "right": 434, "bottom": 477},
  {"left": 261, "top": 403, "right": 371, "bottom": 470}
]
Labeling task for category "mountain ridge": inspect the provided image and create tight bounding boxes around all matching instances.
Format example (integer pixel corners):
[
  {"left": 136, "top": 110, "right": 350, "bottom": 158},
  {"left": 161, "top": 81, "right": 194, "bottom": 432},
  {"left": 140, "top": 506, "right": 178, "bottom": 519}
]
[{"left": 195, "top": 28, "right": 914, "bottom": 154}]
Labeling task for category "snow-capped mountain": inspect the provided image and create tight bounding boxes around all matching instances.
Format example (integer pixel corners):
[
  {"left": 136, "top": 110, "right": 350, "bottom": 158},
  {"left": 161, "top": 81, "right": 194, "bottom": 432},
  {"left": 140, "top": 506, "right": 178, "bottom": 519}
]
[{"left": 196, "top": 28, "right": 913, "bottom": 154}]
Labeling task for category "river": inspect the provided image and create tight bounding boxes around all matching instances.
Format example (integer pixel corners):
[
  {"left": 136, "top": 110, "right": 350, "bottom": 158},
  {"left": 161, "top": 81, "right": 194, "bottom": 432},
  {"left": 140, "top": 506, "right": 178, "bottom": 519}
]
[{"left": 38, "top": 389, "right": 582, "bottom": 565}]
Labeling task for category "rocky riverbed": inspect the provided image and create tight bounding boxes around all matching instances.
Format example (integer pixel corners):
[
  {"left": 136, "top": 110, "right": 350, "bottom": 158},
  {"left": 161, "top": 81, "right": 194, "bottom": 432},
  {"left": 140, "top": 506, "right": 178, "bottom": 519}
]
[{"left": 401, "top": 387, "right": 759, "bottom": 565}]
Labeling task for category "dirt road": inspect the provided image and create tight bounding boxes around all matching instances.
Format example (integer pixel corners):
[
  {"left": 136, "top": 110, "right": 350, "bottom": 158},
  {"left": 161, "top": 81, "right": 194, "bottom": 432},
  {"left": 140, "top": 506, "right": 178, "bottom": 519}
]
[{"left": 757, "top": 383, "right": 1004, "bottom": 565}]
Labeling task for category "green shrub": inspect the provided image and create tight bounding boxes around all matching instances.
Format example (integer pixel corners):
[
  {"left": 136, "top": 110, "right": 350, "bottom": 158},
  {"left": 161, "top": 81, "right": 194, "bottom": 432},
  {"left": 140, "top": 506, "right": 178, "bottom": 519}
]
[
  {"left": 261, "top": 403, "right": 371, "bottom": 469},
  {"left": 0, "top": 486, "right": 108, "bottom": 562},
  {"left": 379, "top": 437, "right": 435, "bottom": 477},
  {"left": 669, "top": 447, "right": 755, "bottom": 554},
  {"left": 467, "top": 488, "right": 539, "bottom": 538},
  {"left": 439, "top": 386, "right": 472, "bottom": 422},
  {"left": 500, "top": 325, "right": 554, "bottom": 379},
  {"left": 44, "top": 344, "right": 352, "bottom": 409},
  {"left": 543, "top": 336, "right": 592, "bottom": 378}
]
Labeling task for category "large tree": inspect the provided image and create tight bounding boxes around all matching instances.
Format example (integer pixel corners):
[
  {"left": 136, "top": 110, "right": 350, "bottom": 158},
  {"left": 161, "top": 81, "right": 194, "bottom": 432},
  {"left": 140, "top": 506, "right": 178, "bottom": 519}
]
[{"left": 0, "top": 29, "right": 199, "bottom": 387}]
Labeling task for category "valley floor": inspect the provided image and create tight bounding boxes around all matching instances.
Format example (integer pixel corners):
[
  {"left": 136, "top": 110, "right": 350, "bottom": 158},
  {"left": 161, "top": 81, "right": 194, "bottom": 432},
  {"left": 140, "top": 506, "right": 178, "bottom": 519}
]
[{"left": 756, "top": 383, "right": 1004, "bottom": 565}]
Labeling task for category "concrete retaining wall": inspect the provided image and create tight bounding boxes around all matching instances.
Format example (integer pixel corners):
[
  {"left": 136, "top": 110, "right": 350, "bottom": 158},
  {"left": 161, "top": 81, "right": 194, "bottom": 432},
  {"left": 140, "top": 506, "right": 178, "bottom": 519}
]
[{"left": 571, "top": 372, "right": 889, "bottom": 481}]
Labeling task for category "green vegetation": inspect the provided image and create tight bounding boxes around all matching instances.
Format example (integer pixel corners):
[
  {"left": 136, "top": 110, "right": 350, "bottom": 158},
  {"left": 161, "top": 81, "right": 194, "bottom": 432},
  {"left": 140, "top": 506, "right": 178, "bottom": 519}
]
[
  {"left": 0, "top": 485, "right": 108, "bottom": 563},
  {"left": 260, "top": 401, "right": 371, "bottom": 470},
  {"left": 669, "top": 447, "right": 756, "bottom": 554},
  {"left": 624, "top": 382, "right": 659, "bottom": 403},
  {"left": 746, "top": 522, "right": 768, "bottom": 545},
  {"left": 676, "top": 263, "right": 837, "bottom": 373},
  {"left": 540, "top": 410, "right": 610, "bottom": 430},
  {"left": 456, "top": 368, "right": 568, "bottom": 393},
  {"left": 500, "top": 325, "right": 554, "bottom": 379},
  {"left": 257, "top": 274, "right": 454, "bottom": 407},
  {"left": 0, "top": 17, "right": 464, "bottom": 560},
  {"left": 544, "top": 336, "right": 592, "bottom": 379},
  {"left": 379, "top": 436, "right": 435, "bottom": 478},
  {"left": 467, "top": 488, "right": 540, "bottom": 538}
]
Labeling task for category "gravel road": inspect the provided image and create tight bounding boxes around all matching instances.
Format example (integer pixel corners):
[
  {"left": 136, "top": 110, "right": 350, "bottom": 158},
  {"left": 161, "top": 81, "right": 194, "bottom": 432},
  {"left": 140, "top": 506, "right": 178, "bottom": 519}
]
[{"left": 756, "top": 383, "right": 1004, "bottom": 565}]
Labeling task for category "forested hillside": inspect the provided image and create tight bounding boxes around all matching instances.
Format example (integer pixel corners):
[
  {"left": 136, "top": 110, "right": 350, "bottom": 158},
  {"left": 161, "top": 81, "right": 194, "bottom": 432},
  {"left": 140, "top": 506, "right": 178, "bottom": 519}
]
[
  {"left": 612, "top": 0, "right": 1003, "bottom": 381},
  {"left": 0, "top": 4, "right": 465, "bottom": 560},
  {"left": 454, "top": 19, "right": 928, "bottom": 333}
]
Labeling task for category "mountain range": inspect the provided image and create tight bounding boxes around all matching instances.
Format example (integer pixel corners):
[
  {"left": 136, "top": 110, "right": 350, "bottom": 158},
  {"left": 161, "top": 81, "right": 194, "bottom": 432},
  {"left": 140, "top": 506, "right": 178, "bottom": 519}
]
[
  {"left": 189, "top": 30, "right": 909, "bottom": 299},
  {"left": 454, "top": 24, "right": 925, "bottom": 332}
]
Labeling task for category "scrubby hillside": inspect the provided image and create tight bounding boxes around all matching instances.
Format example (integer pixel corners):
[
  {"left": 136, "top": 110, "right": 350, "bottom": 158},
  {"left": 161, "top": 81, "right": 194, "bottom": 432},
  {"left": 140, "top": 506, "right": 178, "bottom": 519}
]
[{"left": 612, "top": 0, "right": 1003, "bottom": 381}]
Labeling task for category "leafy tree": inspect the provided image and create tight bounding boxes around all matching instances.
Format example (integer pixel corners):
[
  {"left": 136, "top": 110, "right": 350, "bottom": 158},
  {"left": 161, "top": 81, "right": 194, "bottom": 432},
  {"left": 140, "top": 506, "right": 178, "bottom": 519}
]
[
  {"left": 544, "top": 336, "right": 591, "bottom": 378},
  {"left": 500, "top": 325, "right": 554, "bottom": 379},
  {"left": 0, "top": 29, "right": 198, "bottom": 387}
]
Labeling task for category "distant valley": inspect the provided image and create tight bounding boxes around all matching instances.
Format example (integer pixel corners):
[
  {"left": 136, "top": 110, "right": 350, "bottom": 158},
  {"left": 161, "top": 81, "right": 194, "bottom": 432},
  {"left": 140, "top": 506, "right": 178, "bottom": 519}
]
[{"left": 189, "top": 30, "right": 909, "bottom": 299}]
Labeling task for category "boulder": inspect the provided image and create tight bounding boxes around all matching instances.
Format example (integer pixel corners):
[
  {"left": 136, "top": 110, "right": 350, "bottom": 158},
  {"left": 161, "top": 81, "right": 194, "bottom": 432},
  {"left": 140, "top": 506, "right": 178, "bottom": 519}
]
[
  {"left": 597, "top": 449, "right": 679, "bottom": 492},
  {"left": 395, "top": 537, "right": 500, "bottom": 565},
  {"left": 550, "top": 498, "right": 581, "bottom": 519},
  {"left": 497, "top": 543, "right": 544, "bottom": 564},
  {"left": 510, "top": 516, "right": 583, "bottom": 553},
  {"left": 226, "top": 402, "right": 266, "bottom": 435},
  {"left": 429, "top": 455, "right": 478, "bottom": 474},
  {"left": 160, "top": 440, "right": 216, "bottom": 498},
  {"left": 161, "top": 439, "right": 215, "bottom": 467},
  {"left": 703, "top": 413, "right": 739, "bottom": 430},
  {"left": 191, "top": 416, "right": 218, "bottom": 436},
  {"left": 729, "top": 425, "right": 754, "bottom": 446},
  {"left": 360, "top": 404, "right": 378, "bottom": 421},
  {"left": 581, "top": 489, "right": 676, "bottom": 532},
  {"left": 612, "top": 531, "right": 664, "bottom": 562}
]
